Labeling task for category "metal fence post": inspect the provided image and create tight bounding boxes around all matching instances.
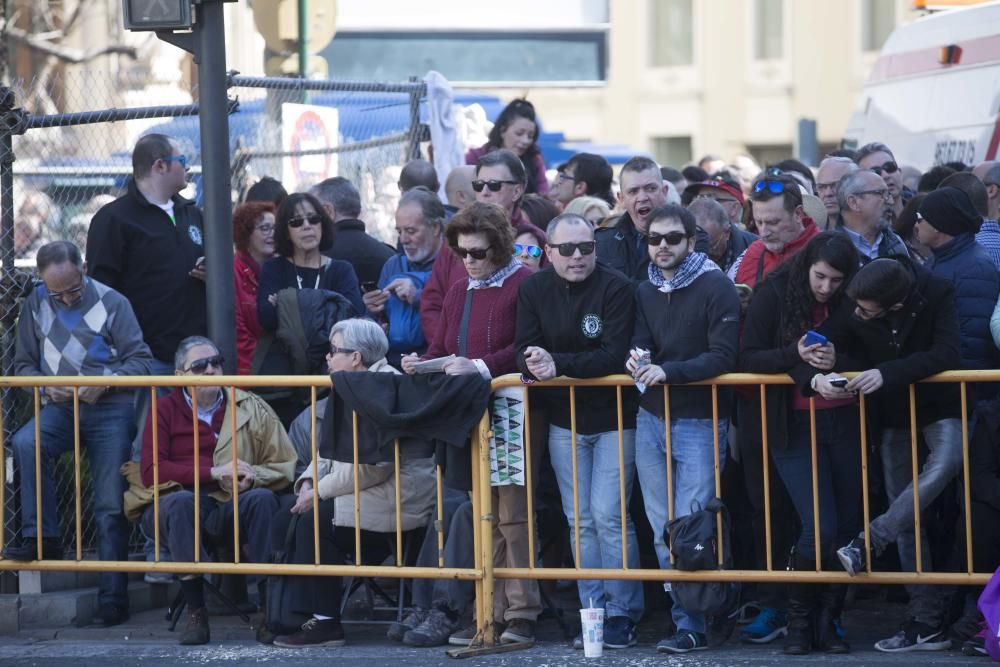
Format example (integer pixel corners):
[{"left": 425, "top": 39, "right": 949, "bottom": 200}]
[
  {"left": 407, "top": 76, "right": 422, "bottom": 160},
  {"left": 0, "top": 86, "right": 15, "bottom": 560}
]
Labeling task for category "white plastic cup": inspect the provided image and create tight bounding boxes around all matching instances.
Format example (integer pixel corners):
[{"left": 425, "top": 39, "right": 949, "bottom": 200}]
[{"left": 580, "top": 607, "right": 605, "bottom": 658}]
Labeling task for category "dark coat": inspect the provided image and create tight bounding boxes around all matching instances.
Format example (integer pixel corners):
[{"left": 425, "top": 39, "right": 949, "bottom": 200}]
[
  {"left": 323, "top": 218, "right": 395, "bottom": 287},
  {"left": 970, "top": 398, "right": 1000, "bottom": 512},
  {"left": 595, "top": 212, "right": 709, "bottom": 284}
]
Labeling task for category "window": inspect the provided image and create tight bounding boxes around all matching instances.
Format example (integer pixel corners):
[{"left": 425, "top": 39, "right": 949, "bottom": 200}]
[
  {"left": 653, "top": 136, "right": 692, "bottom": 169},
  {"left": 753, "top": 0, "right": 784, "bottom": 61},
  {"left": 648, "top": 0, "right": 693, "bottom": 67},
  {"left": 861, "top": 0, "right": 896, "bottom": 52}
]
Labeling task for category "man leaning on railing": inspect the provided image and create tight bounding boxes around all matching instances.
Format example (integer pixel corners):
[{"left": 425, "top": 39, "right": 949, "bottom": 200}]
[{"left": 3, "top": 241, "right": 153, "bottom": 629}]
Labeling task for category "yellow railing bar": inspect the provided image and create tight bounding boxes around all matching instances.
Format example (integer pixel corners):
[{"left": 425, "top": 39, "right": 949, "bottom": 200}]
[
  {"left": 859, "top": 395, "right": 873, "bottom": 575},
  {"left": 760, "top": 385, "right": 772, "bottom": 571},
  {"left": 72, "top": 388, "right": 82, "bottom": 561},
  {"left": 809, "top": 397, "right": 820, "bottom": 569},
  {"left": 191, "top": 387, "right": 200, "bottom": 564},
  {"left": 523, "top": 387, "right": 535, "bottom": 570},
  {"left": 151, "top": 388, "right": 160, "bottom": 562},
  {"left": 310, "top": 387, "right": 320, "bottom": 565},
  {"left": 616, "top": 385, "right": 627, "bottom": 569},
  {"left": 229, "top": 386, "right": 240, "bottom": 564},
  {"left": 909, "top": 385, "right": 922, "bottom": 574},
  {"left": 960, "top": 382, "right": 973, "bottom": 574},
  {"left": 569, "top": 385, "right": 581, "bottom": 570},
  {"left": 33, "top": 387, "right": 41, "bottom": 561}
]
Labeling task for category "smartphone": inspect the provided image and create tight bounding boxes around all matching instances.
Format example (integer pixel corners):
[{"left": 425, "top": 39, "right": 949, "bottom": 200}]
[
  {"left": 803, "top": 330, "right": 829, "bottom": 347},
  {"left": 829, "top": 377, "right": 849, "bottom": 388},
  {"left": 361, "top": 281, "right": 379, "bottom": 293},
  {"left": 194, "top": 256, "right": 206, "bottom": 270}
]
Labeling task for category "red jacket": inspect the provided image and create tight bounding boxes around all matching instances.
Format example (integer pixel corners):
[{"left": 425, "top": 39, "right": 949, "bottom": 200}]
[
  {"left": 234, "top": 250, "right": 262, "bottom": 374},
  {"left": 734, "top": 218, "right": 820, "bottom": 289}
]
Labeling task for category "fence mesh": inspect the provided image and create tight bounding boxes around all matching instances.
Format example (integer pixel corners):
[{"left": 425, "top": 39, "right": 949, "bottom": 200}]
[{"left": 0, "top": 68, "right": 426, "bottom": 573}]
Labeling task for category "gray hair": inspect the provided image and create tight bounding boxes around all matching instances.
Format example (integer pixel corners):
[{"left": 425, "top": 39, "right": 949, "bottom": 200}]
[
  {"left": 686, "top": 197, "right": 728, "bottom": 228},
  {"left": 36, "top": 241, "right": 83, "bottom": 274},
  {"left": 836, "top": 169, "right": 880, "bottom": 211},
  {"left": 174, "top": 336, "right": 219, "bottom": 371},
  {"left": 398, "top": 186, "right": 446, "bottom": 231},
  {"left": 546, "top": 212, "right": 594, "bottom": 239},
  {"left": 309, "top": 176, "right": 361, "bottom": 219},
  {"left": 855, "top": 142, "right": 896, "bottom": 164},
  {"left": 819, "top": 156, "right": 860, "bottom": 173},
  {"left": 330, "top": 318, "right": 388, "bottom": 368}
]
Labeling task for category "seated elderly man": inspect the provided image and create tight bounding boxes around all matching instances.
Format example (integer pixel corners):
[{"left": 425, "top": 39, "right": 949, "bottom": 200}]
[
  {"left": 271, "top": 318, "right": 436, "bottom": 648},
  {"left": 131, "top": 335, "right": 295, "bottom": 646}
]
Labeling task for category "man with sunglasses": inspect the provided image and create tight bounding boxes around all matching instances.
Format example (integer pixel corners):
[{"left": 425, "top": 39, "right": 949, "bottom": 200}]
[
  {"left": 514, "top": 213, "right": 644, "bottom": 650},
  {"left": 837, "top": 170, "right": 910, "bottom": 262},
  {"left": 5, "top": 241, "right": 152, "bottom": 626},
  {"left": 87, "top": 133, "right": 207, "bottom": 376},
  {"left": 856, "top": 142, "right": 912, "bottom": 223},
  {"left": 627, "top": 203, "right": 740, "bottom": 654},
  {"left": 132, "top": 335, "right": 296, "bottom": 645}
]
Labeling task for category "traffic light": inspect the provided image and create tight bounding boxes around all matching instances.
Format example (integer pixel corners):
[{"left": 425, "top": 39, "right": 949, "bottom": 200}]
[{"left": 122, "top": 0, "right": 193, "bottom": 31}]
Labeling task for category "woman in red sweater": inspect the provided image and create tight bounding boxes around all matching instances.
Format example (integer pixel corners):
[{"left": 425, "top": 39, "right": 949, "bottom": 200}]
[
  {"left": 233, "top": 201, "right": 276, "bottom": 374},
  {"left": 402, "top": 202, "right": 539, "bottom": 643}
]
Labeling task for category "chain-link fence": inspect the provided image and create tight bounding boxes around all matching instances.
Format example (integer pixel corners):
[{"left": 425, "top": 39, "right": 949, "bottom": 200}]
[{"left": 0, "top": 69, "right": 427, "bottom": 582}]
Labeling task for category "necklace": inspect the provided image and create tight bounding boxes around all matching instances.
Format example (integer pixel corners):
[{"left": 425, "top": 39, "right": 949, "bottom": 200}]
[{"left": 294, "top": 263, "right": 321, "bottom": 290}]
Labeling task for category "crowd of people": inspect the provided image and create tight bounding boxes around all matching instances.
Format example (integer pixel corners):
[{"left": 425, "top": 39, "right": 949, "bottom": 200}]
[{"left": 5, "top": 97, "right": 1000, "bottom": 658}]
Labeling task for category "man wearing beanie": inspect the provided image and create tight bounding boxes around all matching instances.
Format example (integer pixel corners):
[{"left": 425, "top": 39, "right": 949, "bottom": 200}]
[{"left": 916, "top": 186, "right": 1000, "bottom": 379}]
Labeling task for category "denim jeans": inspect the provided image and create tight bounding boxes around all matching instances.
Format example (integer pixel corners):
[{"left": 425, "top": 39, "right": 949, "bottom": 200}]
[
  {"left": 770, "top": 406, "right": 862, "bottom": 563},
  {"left": 635, "top": 408, "right": 727, "bottom": 634},
  {"left": 548, "top": 425, "right": 644, "bottom": 622},
  {"left": 871, "top": 417, "right": 963, "bottom": 627},
  {"left": 12, "top": 401, "right": 134, "bottom": 608}
]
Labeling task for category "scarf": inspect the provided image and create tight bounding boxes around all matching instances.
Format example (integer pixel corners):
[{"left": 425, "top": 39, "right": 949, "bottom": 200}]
[
  {"left": 647, "top": 251, "right": 720, "bottom": 293},
  {"left": 468, "top": 257, "right": 521, "bottom": 290}
]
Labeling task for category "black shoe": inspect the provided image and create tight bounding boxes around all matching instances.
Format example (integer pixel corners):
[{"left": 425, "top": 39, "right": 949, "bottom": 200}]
[
  {"left": 2, "top": 538, "right": 64, "bottom": 561},
  {"left": 273, "top": 617, "right": 346, "bottom": 648},
  {"left": 784, "top": 621, "right": 813, "bottom": 655},
  {"left": 179, "top": 607, "right": 210, "bottom": 645},
  {"left": 92, "top": 604, "right": 129, "bottom": 627}
]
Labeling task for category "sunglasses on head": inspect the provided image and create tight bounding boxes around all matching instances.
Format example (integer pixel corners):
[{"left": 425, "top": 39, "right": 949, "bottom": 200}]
[
  {"left": 184, "top": 354, "right": 224, "bottom": 374},
  {"left": 548, "top": 241, "right": 596, "bottom": 257},
  {"left": 753, "top": 179, "right": 787, "bottom": 194},
  {"left": 869, "top": 161, "right": 899, "bottom": 176},
  {"left": 647, "top": 231, "right": 688, "bottom": 246},
  {"left": 454, "top": 245, "right": 492, "bottom": 260},
  {"left": 471, "top": 179, "right": 519, "bottom": 193},
  {"left": 288, "top": 213, "right": 323, "bottom": 228},
  {"left": 514, "top": 243, "right": 543, "bottom": 258}
]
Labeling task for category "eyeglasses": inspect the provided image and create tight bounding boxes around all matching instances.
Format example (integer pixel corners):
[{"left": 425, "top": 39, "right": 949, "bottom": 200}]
[
  {"left": 854, "top": 303, "right": 886, "bottom": 320},
  {"left": 853, "top": 188, "right": 889, "bottom": 199},
  {"left": 255, "top": 224, "right": 275, "bottom": 235},
  {"left": 161, "top": 155, "right": 189, "bottom": 169},
  {"left": 327, "top": 345, "right": 357, "bottom": 357},
  {"left": 753, "top": 179, "right": 787, "bottom": 195},
  {"left": 48, "top": 283, "right": 84, "bottom": 302},
  {"left": 556, "top": 172, "right": 577, "bottom": 183},
  {"left": 868, "top": 161, "right": 899, "bottom": 176},
  {"left": 471, "top": 179, "right": 519, "bottom": 193},
  {"left": 514, "top": 243, "right": 543, "bottom": 258},
  {"left": 184, "top": 354, "right": 224, "bottom": 374},
  {"left": 288, "top": 214, "right": 323, "bottom": 228},
  {"left": 647, "top": 231, "right": 688, "bottom": 246},
  {"left": 454, "top": 245, "right": 492, "bottom": 260},
  {"left": 548, "top": 241, "right": 596, "bottom": 257}
]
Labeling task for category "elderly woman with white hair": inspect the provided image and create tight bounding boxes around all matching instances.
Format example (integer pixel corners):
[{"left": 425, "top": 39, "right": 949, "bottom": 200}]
[{"left": 268, "top": 318, "right": 436, "bottom": 648}]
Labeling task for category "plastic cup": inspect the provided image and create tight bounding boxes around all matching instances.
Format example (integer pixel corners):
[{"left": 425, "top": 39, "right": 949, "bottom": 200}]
[{"left": 580, "top": 607, "right": 605, "bottom": 658}]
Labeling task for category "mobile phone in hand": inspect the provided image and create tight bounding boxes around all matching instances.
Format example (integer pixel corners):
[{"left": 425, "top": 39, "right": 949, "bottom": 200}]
[
  {"left": 361, "top": 281, "right": 379, "bottom": 293},
  {"left": 829, "top": 377, "right": 849, "bottom": 388},
  {"left": 804, "top": 330, "right": 829, "bottom": 347}
]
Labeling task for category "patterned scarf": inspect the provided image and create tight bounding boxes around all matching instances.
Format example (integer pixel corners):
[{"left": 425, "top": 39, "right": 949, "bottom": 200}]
[
  {"left": 468, "top": 257, "right": 521, "bottom": 290},
  {"left": 647, "top": 251, "right": 720, "bottom": 293}
]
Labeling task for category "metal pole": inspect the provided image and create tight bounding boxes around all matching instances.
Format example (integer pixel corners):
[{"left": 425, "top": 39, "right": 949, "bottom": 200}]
[
  {"left": 0, "top": 89, "right": 15, "bottom": 565},
  {"left": 298, "top": 0, "right": 308, "bottom": 79},
  {"left": 196, "top": 0, "right": 236, "bottom": 372},
  {"left": 407, "top": 76, "right": 421, "bottom": 160}
]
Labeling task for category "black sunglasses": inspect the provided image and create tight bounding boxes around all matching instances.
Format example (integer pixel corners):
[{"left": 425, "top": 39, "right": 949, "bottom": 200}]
[
  {"left": 184, "top": 354, "right": 225, "bottom": 374},
  {"left": 548, "top": 241, "right": 596, "bottom": 257},
  {"left": 471, "top": 179, "right": 519, "bottom": 193},
  {"left": 454, "top": 245, "right": 492, "bottom": 260},
  {"left": 288, "top": 213, "right": 323, "bottom": 228},
  {"left": 869, "top": 161, "right": 899, "bottom": 176},
  {"left": 647, "top": 231, "right": 688, "bottom": 247},
  {"left": 328, "top": 345, "right": 357, "bottom": 356}
]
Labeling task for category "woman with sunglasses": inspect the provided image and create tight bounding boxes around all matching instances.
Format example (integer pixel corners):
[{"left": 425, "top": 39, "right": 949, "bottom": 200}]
[
  {"left": 402, "top": 202, "right": 539, "bottom": 643},
  {"left": 466, "top": 98, "right": 549, "bottom": 196},
  {"left": 233, "top": 201, "right": 276, "bottom": 374},
  {"left": 513, "top": 222, "right": 548, "bottom": 271},
  {"left": 738, "top": 231, "right": 862, "bottom": 655}
]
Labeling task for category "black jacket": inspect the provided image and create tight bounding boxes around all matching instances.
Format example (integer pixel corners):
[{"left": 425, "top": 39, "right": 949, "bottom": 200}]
[
  {"left": 596, "top": 213, "right": 710, "bottom": 284},
  {"left": 515, "top": 263, "right": 637, "bottom": 434},
  {"left": 85, "top": 178, "right": 207, "bottom": 361},
  {"left": 970, "top": 398, "right": 1000, "bottom": 512},
  {"left": 323, "top": 219, "right": 395, "bottom": 287},
  {"left": 632, "top": 269, "right": 741, "bottom": 419},
  {"left": 813, "top": 259, "right": 962, "bottom": 429},
  {"left": 716, "top": 224, "right": 758, "bottom": 274}
]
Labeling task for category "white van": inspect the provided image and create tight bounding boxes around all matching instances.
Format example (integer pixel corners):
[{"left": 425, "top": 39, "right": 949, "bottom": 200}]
[{"left": 843, "top": 1, "right": 1000, "bottom": 170}]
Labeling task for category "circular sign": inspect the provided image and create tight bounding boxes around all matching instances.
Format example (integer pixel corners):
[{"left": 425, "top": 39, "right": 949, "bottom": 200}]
[{"left": 289, "top": 110, "right": 334, "bottom": 184}]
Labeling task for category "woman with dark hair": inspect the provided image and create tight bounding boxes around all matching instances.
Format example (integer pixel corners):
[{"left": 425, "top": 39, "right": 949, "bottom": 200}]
[
  {"left": 739, "top": 231, "right": 862, "bottom": 655},
  {"left": 233, "top": 201, "right": 276, "bottom": 374},
  {"left": 513, "top": 222, "right": 548, "bottom": 271},
  {"left": 466, "top": 98, "right": 549, "bottom": 196}
]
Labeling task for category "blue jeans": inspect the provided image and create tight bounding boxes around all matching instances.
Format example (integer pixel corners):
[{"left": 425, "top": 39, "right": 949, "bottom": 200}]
[
  {"left": 635, "top": 408, "right": 727, "bottom": 634},
  {"left": 770, "top": 407, "right": 861, "bottom": 563},
  {"left": 871, "top": 418, "right": 963, "bottom": 627},
  {"left": 548, "top": 425, "right": 644, "bottom": 622},
  {"left": 12, "top": 401, "right": 134, "bottom": 608}
]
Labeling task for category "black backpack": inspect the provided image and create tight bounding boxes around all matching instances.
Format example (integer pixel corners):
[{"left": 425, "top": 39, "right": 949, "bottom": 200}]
[
  {"left": 264, "top": 513, "right": 309, "bottom": 635},
  {"left": 666, "top": 497, "right": 740, "bottom": 616}
]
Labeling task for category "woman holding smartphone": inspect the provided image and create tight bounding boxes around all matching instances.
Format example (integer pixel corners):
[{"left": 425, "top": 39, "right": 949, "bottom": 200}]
[{"left": 738, "top": 232, "right": 861, "bottom": 655}]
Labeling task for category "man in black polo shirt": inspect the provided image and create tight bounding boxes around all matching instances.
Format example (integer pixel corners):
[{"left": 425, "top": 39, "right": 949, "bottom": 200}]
[{"left": 87, "top": 133, "right": 207, "bottom": 376}]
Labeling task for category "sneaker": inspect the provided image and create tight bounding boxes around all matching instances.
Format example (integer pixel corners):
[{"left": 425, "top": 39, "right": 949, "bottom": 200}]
[
  {"left": 950, "top": 614, "right": 984, "bottom": 643},
  {"left": 729, "top": 600, "right": 763, "bottom": 625},
  {"left": 603, "top": 615, "right": 637, "bottom": 649},
  {"left": 656, "top": 630, "right": 708, "bottom": 653},
  {"left": 874, "top": 619, "right": 952, "bottom": 653},
  {"left": 144, "top": 571, "right": 175, "bottom": 585},
  {"left": 273, "top": 617, "right": 346, "bottom": 648},
  {"left": 403, "top": 608, "right": 460, "bottom": 647},
  {"left": 962, "top": 627, "right": 988, "bottom": 657},
  {"left": 387, "top": 608, "right": 428, "bottom": 642},
  {"left": 92, "top": 603, "right": 129, "bottom": 627},
  {"left": 178, "top": 607, "right": 210, "bottom": 645},
  {"left": 836, "top": 535, "right": 867, "bottom": 577},
  {"left": 499, "top": 618, "right": 535, "bottom": 644},
  {"left": 448, "top": 623, "right": 477, "bottom": 647},
  {"left": 572, "top": 633, "right": 583, "bottom": 650},
  {"left": 739, "top": 607, "right": 788, "bottom": 644},
  {"left": 1, "top": 537, "right": 64, "bottom": 561}
]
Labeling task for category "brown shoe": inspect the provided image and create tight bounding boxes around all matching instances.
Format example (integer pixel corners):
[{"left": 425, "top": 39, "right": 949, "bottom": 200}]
[{"left": 179, "top": 607, "right": 210, "bottom": 645}]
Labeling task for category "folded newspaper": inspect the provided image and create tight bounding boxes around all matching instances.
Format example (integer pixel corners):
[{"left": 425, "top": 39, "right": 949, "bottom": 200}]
[{"left": 408, "top": 354, "right": 455, "bottom": 374}]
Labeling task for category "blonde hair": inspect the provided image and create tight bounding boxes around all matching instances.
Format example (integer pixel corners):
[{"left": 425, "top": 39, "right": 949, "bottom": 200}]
[{"left": 563, "top": 196, "right": 612, "bottom": 223}]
